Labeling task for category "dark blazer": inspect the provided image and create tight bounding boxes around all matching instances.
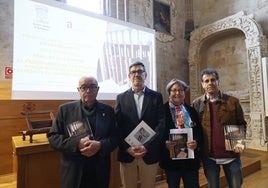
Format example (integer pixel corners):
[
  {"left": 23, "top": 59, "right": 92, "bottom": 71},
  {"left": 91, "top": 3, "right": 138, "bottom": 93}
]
[
  {"left": 159, "top": 102, "right": 203, "bottom": 171},
  {"left": 47, "top": 100, "right": 118, "bottom": 188},
  {"left": 115, "top": 87, "right": 165, "bottom": 164}
]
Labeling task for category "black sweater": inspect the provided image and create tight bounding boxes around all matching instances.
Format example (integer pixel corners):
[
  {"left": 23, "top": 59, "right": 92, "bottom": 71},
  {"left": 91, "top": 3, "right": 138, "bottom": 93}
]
[{"left": 159, "top": 102, "right": 203, "bottom": 171}]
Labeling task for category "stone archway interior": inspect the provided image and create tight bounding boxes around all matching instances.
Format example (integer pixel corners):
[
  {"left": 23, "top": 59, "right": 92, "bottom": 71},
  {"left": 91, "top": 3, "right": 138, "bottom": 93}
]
[{"left": 188, "top": 11, "right": 268, "bottom": 150}]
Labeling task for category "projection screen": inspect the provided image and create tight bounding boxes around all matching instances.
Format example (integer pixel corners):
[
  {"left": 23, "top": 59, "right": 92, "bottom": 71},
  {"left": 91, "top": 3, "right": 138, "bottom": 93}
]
[{"left": 12, "top": 0, "right": 156, "bottom": 100}]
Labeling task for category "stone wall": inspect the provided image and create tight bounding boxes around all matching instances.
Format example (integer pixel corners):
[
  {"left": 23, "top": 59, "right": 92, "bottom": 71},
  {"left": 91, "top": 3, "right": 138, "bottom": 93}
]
[
  {"left": 0, "top": 0, "right": 13, "bottom": 83},
  {"left": 128, "top": 0, "right": 190, "bottom": 102},
  {"left": 193, "top": 0, "right": 268, "bottom": 36}
]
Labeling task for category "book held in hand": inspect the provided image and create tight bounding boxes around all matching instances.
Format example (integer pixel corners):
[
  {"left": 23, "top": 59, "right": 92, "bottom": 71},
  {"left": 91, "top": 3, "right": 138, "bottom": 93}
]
[
  {"left": 124, "top": 120, "right": 156, "bottom": 146},
  {"left": 224, "top": 125, "right": 246, "bottom": 151},
  {"left": 169, "top": 128, "right": 194, "bottom": 160},
  {"left": 67, "top": 118, "right": 94, "bottom": 139}
]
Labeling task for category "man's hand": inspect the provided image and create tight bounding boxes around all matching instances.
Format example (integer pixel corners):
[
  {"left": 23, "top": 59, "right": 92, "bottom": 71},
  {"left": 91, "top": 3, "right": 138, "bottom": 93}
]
[
  {"left": 78, "top": 136, "right": 90, "bottom": 149},
  {"left": 78, "top": 136, "right": 101, "bottom": 157},
  {"left": 233, "top": 143, "right": 244, "bottom": 153},
  {"left": 126, "top": 145, "right": 147, "bottom": 158}
]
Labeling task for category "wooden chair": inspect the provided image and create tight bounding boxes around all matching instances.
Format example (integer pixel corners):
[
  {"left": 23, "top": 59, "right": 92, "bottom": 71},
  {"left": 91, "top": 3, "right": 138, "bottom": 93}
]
[{"left": 20, "top": 110, "right": 54, "bottom": 143}]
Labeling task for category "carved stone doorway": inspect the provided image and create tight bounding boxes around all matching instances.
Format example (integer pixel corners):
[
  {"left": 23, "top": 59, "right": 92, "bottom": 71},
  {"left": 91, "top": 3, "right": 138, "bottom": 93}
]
[{"left": 188, "top": 11, "right": 268, "bottom": 150}]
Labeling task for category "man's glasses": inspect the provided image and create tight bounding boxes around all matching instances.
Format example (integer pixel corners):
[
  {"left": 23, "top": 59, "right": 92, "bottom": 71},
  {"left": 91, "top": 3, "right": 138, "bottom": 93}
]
[
  {"left": 129, "top": 69, "right": 145, "bottom": 75},
  {"left": 78, "top": 85, "right": 98, "bottom": 92}
]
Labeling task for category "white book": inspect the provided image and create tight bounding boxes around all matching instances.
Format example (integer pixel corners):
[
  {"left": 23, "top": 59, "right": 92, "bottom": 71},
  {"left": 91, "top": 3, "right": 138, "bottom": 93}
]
[
  {"left": 124, "top": 120, "right": 156, "bottom": 146},
  {"left": 169, "top": 128, "right": 194, "bottom": 160}
]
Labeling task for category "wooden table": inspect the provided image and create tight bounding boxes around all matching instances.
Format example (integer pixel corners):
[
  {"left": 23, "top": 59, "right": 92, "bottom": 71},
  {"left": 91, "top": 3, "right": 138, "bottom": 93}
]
[
  {"left": 12, "top": 133, "right": 121, "bottom": 188},
  {"left": 12, "top": 133, "right": 60, "bottom": 188}
]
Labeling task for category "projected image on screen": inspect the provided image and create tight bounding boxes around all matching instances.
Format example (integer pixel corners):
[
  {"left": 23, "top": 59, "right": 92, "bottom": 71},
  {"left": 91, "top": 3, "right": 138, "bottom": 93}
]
[{"left": 12, "top": 0, "right": 156, "bottom": 100}]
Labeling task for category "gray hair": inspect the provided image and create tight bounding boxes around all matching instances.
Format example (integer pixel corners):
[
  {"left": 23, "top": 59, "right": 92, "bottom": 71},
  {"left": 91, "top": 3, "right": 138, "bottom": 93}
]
[
  {"left": 129, "top": 61, "right": 146, "bottom": 72},
  {"left": 166, "top": 78, "right": 190, "bottom": 95}
]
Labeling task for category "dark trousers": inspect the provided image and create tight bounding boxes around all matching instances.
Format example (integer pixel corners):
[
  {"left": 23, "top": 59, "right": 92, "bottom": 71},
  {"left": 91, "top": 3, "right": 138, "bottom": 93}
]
[
  {"left": 80, "top": 157, "right": 110, "bottom": 188},
  {"left": 165, "top": 168, "right": 200, "bottom": 188},
  {"left": 202, "top": 157, "right": 243, "bottom": 188}
]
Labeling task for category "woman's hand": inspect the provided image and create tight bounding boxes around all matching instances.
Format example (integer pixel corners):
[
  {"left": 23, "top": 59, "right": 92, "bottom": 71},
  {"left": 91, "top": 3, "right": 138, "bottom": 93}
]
[
  {"left": 187, "top": 140, "right": 197, "bottom": 150},
  {"left": 165, "top": 140, "right": 177, "bottom": 150}
]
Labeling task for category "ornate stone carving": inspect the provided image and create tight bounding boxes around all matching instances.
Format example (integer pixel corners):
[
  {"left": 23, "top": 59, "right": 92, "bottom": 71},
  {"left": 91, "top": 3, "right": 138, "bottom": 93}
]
[
  {"left": 155, "top": 32, "right": 175, "bottom": 42},
  {"left": 188, "top": 11, "right": 268, "bottom": 150}
]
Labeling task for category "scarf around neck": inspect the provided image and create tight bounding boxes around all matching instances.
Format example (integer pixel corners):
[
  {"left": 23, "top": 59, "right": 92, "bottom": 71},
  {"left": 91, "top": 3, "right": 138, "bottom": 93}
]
[{"left": 169, "top": 101, "right": 193, "bottom": 128}]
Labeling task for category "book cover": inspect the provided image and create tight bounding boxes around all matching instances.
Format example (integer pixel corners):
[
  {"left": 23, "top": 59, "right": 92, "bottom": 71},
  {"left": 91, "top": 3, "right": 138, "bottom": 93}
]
[
  {"left": 169, "top": 128, "right": 194, "bottom": 160},
  {"left": 124, "top": 120, "right": 156, "bottom": 146},
  {"left": 224, "top": 125, "right": 245, "bottom": 151},
  {"left": 67, "top": 118, "right": 94, "bottom": 139}
]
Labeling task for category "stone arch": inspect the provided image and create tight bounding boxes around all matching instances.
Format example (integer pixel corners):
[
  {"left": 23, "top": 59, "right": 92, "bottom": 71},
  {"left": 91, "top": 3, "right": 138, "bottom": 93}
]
[{"left": 188, "top": 11, "right": 268, "bottom": 150}]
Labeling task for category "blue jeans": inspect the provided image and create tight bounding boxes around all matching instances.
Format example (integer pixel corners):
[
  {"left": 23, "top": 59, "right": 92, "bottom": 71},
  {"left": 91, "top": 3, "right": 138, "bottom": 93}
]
[
  {"left": 165, "top": 168, "right": 199, "bottom": 188},
  {"left": 202, "top": 157, "right": 243, "bottom": 188}
]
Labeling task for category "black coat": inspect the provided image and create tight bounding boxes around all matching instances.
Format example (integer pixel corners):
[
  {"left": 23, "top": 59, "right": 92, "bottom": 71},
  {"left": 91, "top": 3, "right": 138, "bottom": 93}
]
[
  {"left": 47, "top": 100, "right": 118, "bottom": 188},
  {"left": 159, "top": 102, "right": 203, "bottom": 171},
  {"left": 115, "top": 87, "right": 165, "bottom": 164}
]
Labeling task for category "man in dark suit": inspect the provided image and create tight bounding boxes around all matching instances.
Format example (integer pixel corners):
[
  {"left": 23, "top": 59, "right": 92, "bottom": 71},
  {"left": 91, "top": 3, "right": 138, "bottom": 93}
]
[
  {"left": 47, "top": 76, "right": 118, "bottom": 188},
  {"left": 115, "top": 61, "right": 165, "bottom": 188}
]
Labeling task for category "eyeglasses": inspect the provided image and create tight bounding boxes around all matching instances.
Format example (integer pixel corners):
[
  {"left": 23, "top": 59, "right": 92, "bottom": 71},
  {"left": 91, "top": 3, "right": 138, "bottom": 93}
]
[
  {"left": 170, "top": 89, "right": 184, "bottom": 93},
  {"left": 78, "top": 85, "right": 98, "bottom": 92},
  {"left": 129, "top": 69, "right": 145, "bottom": 75}
]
